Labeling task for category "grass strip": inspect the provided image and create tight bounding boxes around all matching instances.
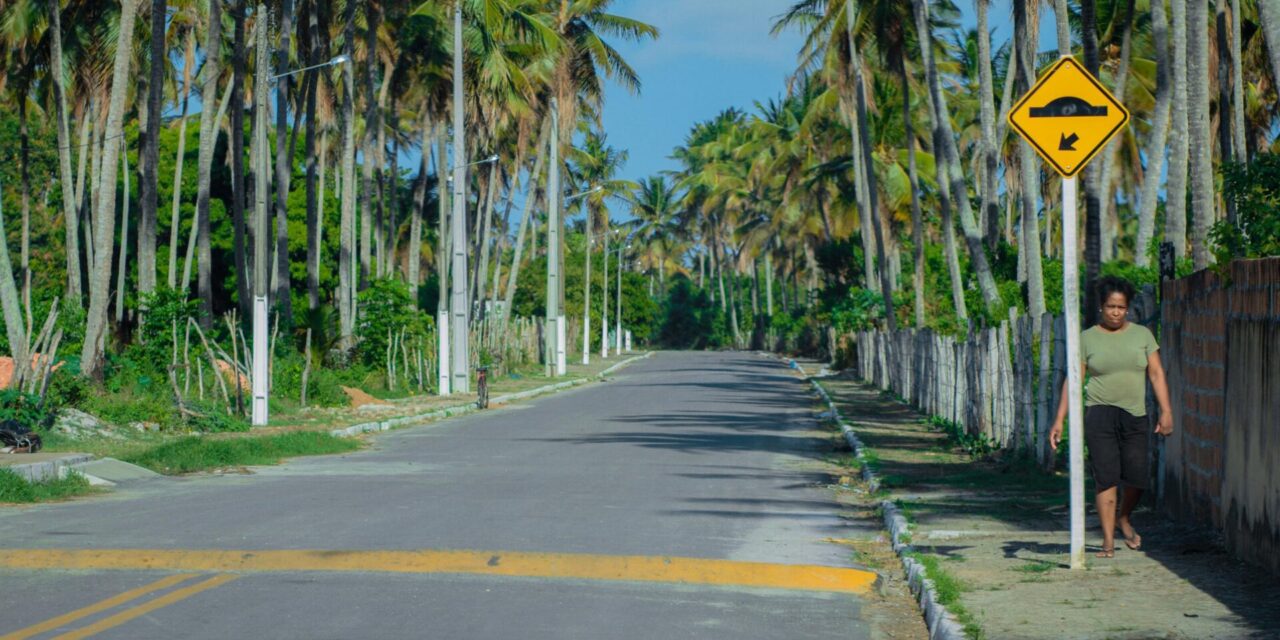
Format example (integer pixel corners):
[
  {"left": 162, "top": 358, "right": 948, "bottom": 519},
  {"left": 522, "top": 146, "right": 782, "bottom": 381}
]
[
  {"left": 121, "top": 432, "right": 362, "bottom": 475},
  {"left": 907, "top": 551, "right": 984, "bottom": 639},
  {"left": 0, "top": 468, "right": 97, "bottom": 503}
]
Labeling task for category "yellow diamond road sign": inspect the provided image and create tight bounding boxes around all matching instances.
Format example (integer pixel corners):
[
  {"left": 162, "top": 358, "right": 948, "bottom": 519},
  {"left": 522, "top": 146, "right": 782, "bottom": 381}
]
[{"left": 1008, "top": 57, "right": 1129, "bottom": 178}]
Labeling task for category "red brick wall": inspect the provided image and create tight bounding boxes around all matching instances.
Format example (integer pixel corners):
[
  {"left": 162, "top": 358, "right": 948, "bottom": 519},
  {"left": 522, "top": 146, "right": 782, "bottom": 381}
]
[{"left": 1161, "top": 258, "right": 1280, "bottom": 573}]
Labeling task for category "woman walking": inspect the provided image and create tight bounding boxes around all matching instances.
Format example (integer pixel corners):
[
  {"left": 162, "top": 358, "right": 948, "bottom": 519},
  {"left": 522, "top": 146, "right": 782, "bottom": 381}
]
[{"left": 1050, "top": 276, "right": 1174, "bottom": 558}]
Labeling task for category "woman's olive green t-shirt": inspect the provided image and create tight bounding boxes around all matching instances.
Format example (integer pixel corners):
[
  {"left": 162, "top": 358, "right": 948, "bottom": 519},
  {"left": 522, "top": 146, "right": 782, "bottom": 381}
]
[{"left": 1081, "top": 323, "right": 1158, "bottom": 417}]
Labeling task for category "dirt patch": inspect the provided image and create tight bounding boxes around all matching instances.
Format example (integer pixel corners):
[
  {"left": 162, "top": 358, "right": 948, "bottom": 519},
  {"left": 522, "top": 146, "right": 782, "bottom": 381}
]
[
  {"left": 818, "top": 373, "right": 1280, "bottom": 639},
  {"left": 341, "top": 386, "right": 383, "bottom": 409}
]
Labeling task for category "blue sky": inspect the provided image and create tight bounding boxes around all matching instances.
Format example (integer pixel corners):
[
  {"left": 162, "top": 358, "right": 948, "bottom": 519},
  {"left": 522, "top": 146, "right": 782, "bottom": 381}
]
[{"left": 598, "top": 0, "right": 1060, "bottom": 187}]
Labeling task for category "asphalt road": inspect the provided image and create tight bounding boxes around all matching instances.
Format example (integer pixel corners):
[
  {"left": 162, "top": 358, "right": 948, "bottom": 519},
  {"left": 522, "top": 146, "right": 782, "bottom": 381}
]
[{"left": 0, "top": 351, "right": 879, "bottom": 639}]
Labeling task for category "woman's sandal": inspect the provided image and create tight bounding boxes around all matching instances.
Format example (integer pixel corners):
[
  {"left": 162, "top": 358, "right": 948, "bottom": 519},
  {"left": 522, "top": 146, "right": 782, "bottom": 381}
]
[
  {"left": 1123, "top": 533, "right": 1142, "bottom": 551},
  {"left": 1095, "top": 546, "right": 1115, "bottom": 558},
  {"left": 1119, "top": 522, "right": 1143, "bottom": 550}
]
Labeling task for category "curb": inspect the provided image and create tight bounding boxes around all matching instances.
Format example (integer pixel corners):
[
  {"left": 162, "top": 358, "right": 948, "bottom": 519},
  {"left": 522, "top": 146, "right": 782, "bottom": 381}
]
[
  {"left": 800, "top": 362, "right": 967, "bottom": 640},
  {"left": 330, "top": 351, "right": 654, "bottom": 438},
  {"left": 2, "top": 454, "right": 95, "bottom": 484}
]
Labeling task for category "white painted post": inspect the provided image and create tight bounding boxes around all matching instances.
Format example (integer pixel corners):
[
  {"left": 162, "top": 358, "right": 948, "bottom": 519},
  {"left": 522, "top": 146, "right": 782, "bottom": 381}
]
[
  {"left": 1063, "top": 176, "right": 1086, "bottom": 569},
  {"left": 437, "top": 311, "right": 450, "bottom": 395}
]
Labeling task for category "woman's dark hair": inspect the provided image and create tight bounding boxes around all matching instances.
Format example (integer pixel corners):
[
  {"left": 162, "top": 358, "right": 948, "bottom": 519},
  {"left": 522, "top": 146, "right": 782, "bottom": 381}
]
[{"left": 1095, "top": 275, "right": 1136, "bottom": 307}]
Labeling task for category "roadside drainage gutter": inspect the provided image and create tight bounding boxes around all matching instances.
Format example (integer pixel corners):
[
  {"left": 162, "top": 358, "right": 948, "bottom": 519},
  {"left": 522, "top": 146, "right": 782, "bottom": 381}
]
[{"left": 790, "top": 357, "right": 967, "bottom": 640}]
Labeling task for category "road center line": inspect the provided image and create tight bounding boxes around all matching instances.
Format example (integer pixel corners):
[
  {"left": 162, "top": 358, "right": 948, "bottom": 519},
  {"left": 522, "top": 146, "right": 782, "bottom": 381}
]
[
  {"left": 0, "top": 573, "right": 197, "bottom": 640},
  {"left": 49, "top": 574, "right": 240, "bottom": 640},
  {"left": 0, "top": 549, "right": 876, "bottom": 594}
]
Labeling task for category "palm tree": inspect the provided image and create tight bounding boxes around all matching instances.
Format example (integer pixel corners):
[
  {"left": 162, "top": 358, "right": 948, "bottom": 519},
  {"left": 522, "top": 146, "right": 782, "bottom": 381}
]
[
  {"left": 82, "top": 0, "right": 142, "bottom": 379},
  {"left": 1165, "top": 0, "right": 1190, "bottom": 260},
  {"left": 1013, "top": 0, "right": 1045, "bottom": 320},
  {"left": 138, "top": 0, "right": 167, "bottom": 304},
  {"left": 913, "top": 0, "right": 1001, "bottom": 316},
  {"left": 1135, "top": 0, "right": 1171, "bottom": 266},
  {"left": 1188, "top": 0, "right": 1214, "bottom": 269}
]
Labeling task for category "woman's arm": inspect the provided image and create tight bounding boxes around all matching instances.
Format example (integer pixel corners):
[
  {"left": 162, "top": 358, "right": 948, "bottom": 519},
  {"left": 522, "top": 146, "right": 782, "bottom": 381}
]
[
  {"left": 1049, "top": 362, "right": 1087, "bottom": 450},
  {"left": 1148, "top": 351, "right": 1174, "bottom": 435}
]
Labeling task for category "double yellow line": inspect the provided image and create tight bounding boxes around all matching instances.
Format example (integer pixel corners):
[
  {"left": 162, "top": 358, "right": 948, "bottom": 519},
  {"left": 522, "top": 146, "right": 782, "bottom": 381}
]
[{"left": 1, "top": 573, "right": 238, "bottom": 640}]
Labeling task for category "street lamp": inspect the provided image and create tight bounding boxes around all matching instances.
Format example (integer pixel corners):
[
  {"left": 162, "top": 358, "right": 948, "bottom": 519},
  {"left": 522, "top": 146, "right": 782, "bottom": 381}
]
[
  {"left": 569, "top": 186, "right": 603, "bottom": 366},
  {"left": 251, "top": 15, "right": 352, "bottom": 427}
]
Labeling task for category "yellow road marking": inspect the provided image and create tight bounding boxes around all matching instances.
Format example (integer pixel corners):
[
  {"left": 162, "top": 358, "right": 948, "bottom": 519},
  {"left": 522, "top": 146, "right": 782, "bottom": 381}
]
[
  {"left": 0, "top": 574, "right": 196, "bottom": 640},
  {"left": 49, "top": 574, "right": 239, "bottom": 640},
  {"left": 0, "top": 549, "right": 876, "bottom": 594}
]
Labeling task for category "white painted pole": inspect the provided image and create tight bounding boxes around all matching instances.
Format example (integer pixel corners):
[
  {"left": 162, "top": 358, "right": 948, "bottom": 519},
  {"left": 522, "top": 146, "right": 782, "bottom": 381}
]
[
  {"left": 437, "top": 310, "right": 450, "bottom": 395},
  {"left": 546, "top": 99, "right": 561, "bottom": 378},
  {"left": 556, "top": 316, "right": 566, "bottom": 375},
  {"left": 251, "top": 6, "right": 270, "bottom": 426},
  {"left": 601, "top": 235, "right": 610, "bottom": 358},
  {"left": 449, "top": 2, "right": 470, "bottom": 393},
  {"left": 1063, "top": 175, "right": 1086, "bottom": 569}
]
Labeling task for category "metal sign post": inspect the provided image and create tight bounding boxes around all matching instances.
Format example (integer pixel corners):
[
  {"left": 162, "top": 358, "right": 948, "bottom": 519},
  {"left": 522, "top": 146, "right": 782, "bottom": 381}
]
[{"left": 1008, "top": 57, "right": 1129, "bottom": 569}]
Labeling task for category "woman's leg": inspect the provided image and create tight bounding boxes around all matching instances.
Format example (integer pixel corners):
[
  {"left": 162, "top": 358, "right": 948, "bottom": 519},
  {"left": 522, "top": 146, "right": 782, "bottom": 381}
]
[
  {"left": 1095, "top": 486, "right": 1118, "bottom": 556},
  {"left": 1118, "top": 486, "right": 1143, "bottom": 548}
]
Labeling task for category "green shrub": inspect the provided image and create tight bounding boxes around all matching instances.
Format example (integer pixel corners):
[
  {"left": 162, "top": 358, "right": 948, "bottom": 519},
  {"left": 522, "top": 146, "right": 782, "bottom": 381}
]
[
  {"left": 355, "top": 278, "right": 432, "bottom": 367},
  {"left": 0, "top": 468, "right": 94, "bottom": 503},
  {"left": 0, "top": 389, "right": 59, "bottom": 431},
  {"left": 1215, "top": 153, "right": 1280, "bottom": 264}
]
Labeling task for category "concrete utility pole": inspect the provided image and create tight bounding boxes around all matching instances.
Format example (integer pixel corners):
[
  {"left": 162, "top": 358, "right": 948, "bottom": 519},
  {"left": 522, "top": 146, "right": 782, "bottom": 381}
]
[
  {"left": 450, "top": 1, "right": 469, "bottom": 393},
  {"left": 545, "top": 99, "right": 561, "bottom": 377},
  {"left": 251, "top": 3, "right": 270, "bottom": 426},
  {"left": 615, "top": 240, "right": 625, "bottom": 354},
  {"left": 601, "top": 228, "right": 611, "bottom": 358}
]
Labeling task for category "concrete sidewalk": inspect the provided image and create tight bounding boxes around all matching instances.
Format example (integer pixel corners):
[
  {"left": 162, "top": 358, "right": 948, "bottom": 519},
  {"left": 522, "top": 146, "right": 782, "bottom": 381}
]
[{"left": 814, "top": 369, "right": 1280, "bottom": 640}]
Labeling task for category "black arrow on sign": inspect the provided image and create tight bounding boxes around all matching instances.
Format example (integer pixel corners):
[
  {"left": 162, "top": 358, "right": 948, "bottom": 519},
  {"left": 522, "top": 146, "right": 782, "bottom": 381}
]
[{"left": 1059, "top": 132, "right": 1079, "bottom": 151}]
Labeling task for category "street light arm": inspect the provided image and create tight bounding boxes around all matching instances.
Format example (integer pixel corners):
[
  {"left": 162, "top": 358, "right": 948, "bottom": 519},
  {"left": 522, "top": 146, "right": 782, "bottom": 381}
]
[{"left": 269, "top": 54, "right": 350, "bottom": 82}]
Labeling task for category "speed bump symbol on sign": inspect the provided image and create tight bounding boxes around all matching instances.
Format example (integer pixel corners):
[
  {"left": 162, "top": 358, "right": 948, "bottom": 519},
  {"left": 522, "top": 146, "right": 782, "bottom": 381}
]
[{"left": 1008, "top": 57, "right": 1129, "bottom": 177}]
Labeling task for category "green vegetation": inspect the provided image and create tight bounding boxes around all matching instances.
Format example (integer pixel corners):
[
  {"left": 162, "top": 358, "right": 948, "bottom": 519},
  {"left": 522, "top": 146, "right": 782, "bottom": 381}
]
[
  {"left": 120, "top": 432, "right": 362, "bottom": 475},
  {"left": 908, "top": 551, "right": 984, "bottom": 639},
  {"left": 1011, "top": 560, "right": 1057, "bottom": 574},
  {"left": 927, "top": 415, "right": 997, "bottom": 459},
  {"left": 0, "top": 469, "right": 97, "bottom": 503}
]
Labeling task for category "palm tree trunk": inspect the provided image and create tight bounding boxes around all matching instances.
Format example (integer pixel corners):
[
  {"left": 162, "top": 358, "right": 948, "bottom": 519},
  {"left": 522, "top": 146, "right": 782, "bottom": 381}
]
[
  {"left": 116, "top": 148, "right": 130, "bottom": 323},
  {"left": 1228, "top": 0, "right": 1245, "bottom": 162},
  {"left": 273, "top": 0, "right": 295, "bottom": 318},
  {"left": 1257, "top": 1, "right": 1280, "bottom": 124},
  {"left": 82, "top": 0, "right": 141, "bottom": 379},
  {"left": 976, "top": 0, "right": 1000, "bottom": 253},
  {"left": 183, "top": 79, "right": 234, "bottom": 294},
  {"left": 0, "top": 182, "right": 28, "bottom": 369},
  {"left": 359, "top": 0, "right": 380, "bottom": 290},
  {"left": 1166, "top": 0, "right": 1190, "bottom": 260},
  {"left": 47, "top": 0, "right": 81, "bottom": 303},
  {"left": 1098, "top": 0, "right": 1134, "bottom": 264},
  {"left": 139, "top": 0, "right": 166, "bottom": 303},
  {"left": 338, "top": 0, "right": 357, "bottom": 341},
  {"left": 304, "top": 0, "right": 322, "bottom": 310},
  {"left": 845, "top": 1, "right": 896, "bottom": 331},
  {"left": 845, "top": 103, "right": 877, "bottom": 285},
  {"left": 914, "top": 0, "right": 1000, "bottom": 316},
  {"left": 899, "top": 56, "right": 926, "bottom": 328},
  {"left": 727, "top": 259, "right": 742, "bottom": 347},
  {"left": 232, "top": 2, "right": 250, "bottom": 317},
  {"left": 1136, "top": 0, "right": 1171, "bottom": 267},
  {"left": 474, "top": 163, "right": 499, "bottom": 317},
  {"left": 1187, "top": 0, "right": 1214, "bottom": 269},
  {"left": 502, "top": 119, "right": 552, "bottom": 327},
  {"left": 1081, "top": 0, "right": 1103, "bottom": 300},
  {"left": 194, "top": 0, "right": 224, "bottom": 326},
  {"left": 408, "top": 110, "right": 431, "bottom": 307},
  {"left": 19, "top": 100, "right": 32, "bottom": 330},
  {"left": 385, "top": 91, "right": 400, "bottom": 278},
  {"left": 168, "top": 35, "right": 195, "bottom": 289},
  {"left": 1015, "top": 0, "right": 1046, "bottom": 320}
]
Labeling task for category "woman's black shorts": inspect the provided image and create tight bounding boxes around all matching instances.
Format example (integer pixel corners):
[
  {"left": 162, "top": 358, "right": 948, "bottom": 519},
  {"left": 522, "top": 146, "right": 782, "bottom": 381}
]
[{"left": 1084, "top": 405, "right": 1149, "bottom": 491}]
